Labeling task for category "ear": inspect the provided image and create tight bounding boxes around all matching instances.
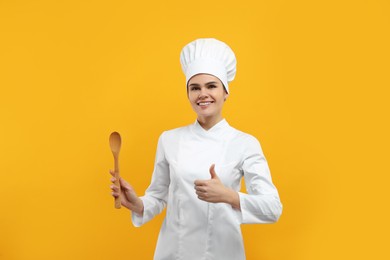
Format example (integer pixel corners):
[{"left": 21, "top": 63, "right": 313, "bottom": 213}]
[{"left": 224, "top": 93, "right": 229, "bottom": 101}]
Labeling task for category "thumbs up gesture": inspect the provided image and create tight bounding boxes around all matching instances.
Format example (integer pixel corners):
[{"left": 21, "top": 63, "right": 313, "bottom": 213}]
[{"left": 194, "top": 164, "right": 230, "bottom": 203}]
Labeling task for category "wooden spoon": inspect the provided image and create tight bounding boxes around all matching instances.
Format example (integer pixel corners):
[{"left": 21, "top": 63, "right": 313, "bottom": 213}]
[{"left": 109, "top": 131, "right": 122, "bottom": 209}]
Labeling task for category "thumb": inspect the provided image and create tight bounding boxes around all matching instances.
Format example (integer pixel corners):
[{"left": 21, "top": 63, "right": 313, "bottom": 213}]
[
  {"left": 119, "top": 178, "right": 131, "bottom": 190},
  {"left": 209, "top": 164, "right": 218, "bottom": 179}
]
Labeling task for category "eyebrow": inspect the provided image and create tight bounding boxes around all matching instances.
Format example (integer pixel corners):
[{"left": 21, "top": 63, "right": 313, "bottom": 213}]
[{"left": 188, "top": 81, "right": 219, "bottom": 87}]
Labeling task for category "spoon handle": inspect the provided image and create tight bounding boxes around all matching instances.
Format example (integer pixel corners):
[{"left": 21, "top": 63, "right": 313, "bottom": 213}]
[{"left": 114, "top": 157, "right": 121, "bottom": 209}]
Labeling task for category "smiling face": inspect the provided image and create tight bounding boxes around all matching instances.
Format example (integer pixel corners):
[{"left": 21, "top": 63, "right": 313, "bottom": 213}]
[{"left": 187, "top": 74, "right": 229, "bottom": 124}]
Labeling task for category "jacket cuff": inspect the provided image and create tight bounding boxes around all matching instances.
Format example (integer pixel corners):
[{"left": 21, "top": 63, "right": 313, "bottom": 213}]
[{"left": 130, "top": 197, "right": 148, "bottom": 227}]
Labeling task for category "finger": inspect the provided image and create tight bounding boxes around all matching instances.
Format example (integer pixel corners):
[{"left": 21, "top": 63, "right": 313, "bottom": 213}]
[
  {"left": 111, "top": 185, "right": 119, "bottom": 192},
  {"left": 111, "top": 177, "right": 116, "bottom": 183},
  {"left": 194, "top": 186, "right": 207, "bottom": 192},
  {"left": 119, "top": 178, "right": 132, "bottom": 190},
  {"left": 196, "top": 189, "right": 207, "bottom": 196},
  {"left": 197, "top": 195, "right": 206, "bottom": 201},
  {"left": 109, "top": 169, "right": 115, "bottom": 176},
  {"left": 209, "top": 164, "right": 218, "bottom": 179},
  {"left": 194, "top": 180, "right": 207, "bottom": 186}
]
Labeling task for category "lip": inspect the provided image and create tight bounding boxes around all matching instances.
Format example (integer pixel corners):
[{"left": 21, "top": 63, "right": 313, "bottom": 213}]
[{"left": 197, "top": 101, "right": 214, "bottom": 106}]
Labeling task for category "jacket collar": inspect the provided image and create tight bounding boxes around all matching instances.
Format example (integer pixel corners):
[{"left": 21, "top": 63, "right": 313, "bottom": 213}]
[{"left": 192, "top": 118, "right": 230, "bottom": 138}]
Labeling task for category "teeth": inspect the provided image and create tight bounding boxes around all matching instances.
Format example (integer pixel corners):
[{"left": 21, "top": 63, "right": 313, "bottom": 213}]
[{"left": 199, "top": 102, "right": 211, "bottom": 106}]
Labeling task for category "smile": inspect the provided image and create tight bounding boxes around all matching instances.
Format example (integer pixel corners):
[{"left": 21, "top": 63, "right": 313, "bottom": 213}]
[{"left": 197, "top": 101, "right": 214, "bottom": 106}]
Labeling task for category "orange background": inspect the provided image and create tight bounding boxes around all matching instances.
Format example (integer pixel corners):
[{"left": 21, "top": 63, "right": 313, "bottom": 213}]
[{"left": 1, "top": 0, "right": 389, "bottom": 259}]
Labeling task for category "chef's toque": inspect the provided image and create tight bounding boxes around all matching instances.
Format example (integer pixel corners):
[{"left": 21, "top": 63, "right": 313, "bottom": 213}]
[{"left": 180, "top": 38, "right": 236, "bottom": 94}]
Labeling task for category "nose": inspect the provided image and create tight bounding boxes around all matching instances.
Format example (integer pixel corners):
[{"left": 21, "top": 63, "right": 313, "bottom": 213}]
[{"left": 199, "top": 88, "right": 209, "bottom": 99}]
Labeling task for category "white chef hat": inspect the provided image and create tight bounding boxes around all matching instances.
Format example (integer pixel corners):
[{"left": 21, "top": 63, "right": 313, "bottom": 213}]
[{"left": 180, "top": 38, "right": 236, "bottom": 94}]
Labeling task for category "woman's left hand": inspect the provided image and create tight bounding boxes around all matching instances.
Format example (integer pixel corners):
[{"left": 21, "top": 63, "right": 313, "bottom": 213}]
[{"left": 194, "top": 164, "right": 239, "bottom": 208}]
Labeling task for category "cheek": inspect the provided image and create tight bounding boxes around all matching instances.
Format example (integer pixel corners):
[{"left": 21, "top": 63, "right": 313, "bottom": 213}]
[
  {"left": 188, "top": 92, "right": 198, "bottom": 102},
  {"left": 187, "top": 96, "right": 197, "bottom": 106}
]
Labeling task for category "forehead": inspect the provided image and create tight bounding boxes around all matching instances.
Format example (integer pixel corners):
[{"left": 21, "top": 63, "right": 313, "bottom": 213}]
[{"left": 188, "top": 73, "right": 222, "bottom": 85}]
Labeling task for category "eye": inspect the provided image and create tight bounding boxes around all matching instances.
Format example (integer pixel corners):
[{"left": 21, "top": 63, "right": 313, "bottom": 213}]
[
  {"left": 190, "top": 86, "right": 200, "bottom": 91},
  {"left": 207, "top": 85, "right": 217, "bottom": 89}
]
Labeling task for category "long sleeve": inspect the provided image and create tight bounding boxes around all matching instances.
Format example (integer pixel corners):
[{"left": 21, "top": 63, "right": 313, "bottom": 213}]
[
  {"left": 131, "top": 132, "right": 170, "bottom": 227},
  {"left": 237, "top": 135, "right": 283, "bottom": 224}
]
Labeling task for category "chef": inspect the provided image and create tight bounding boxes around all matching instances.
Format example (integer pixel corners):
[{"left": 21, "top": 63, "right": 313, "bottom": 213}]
[{"left": 110, "top": 38, "right": 283, "bottom": 260}]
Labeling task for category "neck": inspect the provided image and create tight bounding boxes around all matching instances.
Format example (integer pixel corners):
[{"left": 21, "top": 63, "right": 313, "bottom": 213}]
[{"left": 197, "top": 115, "right": 224, "bottom": 130}]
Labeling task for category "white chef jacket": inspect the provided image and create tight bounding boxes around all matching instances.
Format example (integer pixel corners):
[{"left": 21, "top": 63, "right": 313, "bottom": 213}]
[{"left": 132, "top": 119, "right": 282, "bottom": 260}]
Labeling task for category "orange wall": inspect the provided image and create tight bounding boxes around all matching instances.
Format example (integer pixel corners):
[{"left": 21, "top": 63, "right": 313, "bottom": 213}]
[{"left": 0, "top": 0, "right": 389, "bottom": 259}]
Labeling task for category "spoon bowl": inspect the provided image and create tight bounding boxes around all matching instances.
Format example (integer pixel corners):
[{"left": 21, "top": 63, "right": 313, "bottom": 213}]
[{"left": 109, "top": 132, "right": 121, "bottom": 156}]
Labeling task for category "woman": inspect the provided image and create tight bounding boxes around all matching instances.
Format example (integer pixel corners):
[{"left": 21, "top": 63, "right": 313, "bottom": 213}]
[{"left": 110, "top": 38, "right": 282, "bottom": 260}]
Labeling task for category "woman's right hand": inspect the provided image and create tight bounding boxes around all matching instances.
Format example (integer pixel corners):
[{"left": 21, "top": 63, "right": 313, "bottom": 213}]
[{"left": 110, "top": 170, "right": 144, "bottom": 215}]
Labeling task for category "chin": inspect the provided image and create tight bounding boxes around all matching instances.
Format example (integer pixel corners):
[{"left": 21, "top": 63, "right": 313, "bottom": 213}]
[{"left": 197, "top": 112, "right": 216, "bottom": 118}]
